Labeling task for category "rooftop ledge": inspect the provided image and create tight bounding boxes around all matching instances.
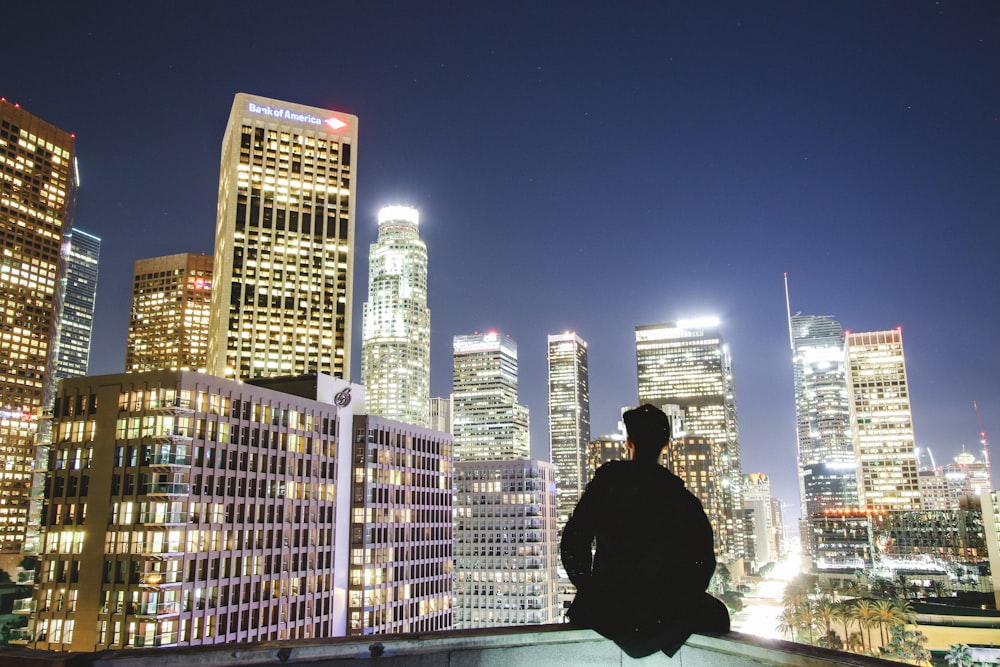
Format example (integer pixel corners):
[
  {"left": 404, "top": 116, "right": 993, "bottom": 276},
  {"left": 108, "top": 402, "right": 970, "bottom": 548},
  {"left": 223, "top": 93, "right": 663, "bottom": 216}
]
[{"left": 6, "top": 626, "right": 905, "bottom": 667}]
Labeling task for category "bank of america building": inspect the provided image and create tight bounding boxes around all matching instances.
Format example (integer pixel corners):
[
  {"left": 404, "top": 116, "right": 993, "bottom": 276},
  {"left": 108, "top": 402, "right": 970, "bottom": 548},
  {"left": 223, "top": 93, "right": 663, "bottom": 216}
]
[{"left": 208, "top": 93, "right": 357, "bottom": 382}]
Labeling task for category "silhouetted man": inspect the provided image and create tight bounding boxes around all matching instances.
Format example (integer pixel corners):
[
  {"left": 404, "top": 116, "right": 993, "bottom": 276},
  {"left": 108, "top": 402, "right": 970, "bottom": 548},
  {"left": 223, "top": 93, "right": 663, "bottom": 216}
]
[{"left": 560, "top": 404, "right": 730, "bottom": 657}]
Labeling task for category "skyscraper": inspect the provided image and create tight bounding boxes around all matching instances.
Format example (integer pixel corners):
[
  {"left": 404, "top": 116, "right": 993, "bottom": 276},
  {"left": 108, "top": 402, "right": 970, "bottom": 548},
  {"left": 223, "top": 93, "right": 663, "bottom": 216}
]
[
  {"left": 361, "top": 206, "right": 430, "bottom": 427},
  {"left": 207, "top": 93, "right": 358, "bottom": 382},
  {"left": 743, "top": 473, "right": 776, "bottom": 569},
  {"left": 126, "top": 253, "right": 212, "bottom": 372},
  {"left": 845, "top": 328, "right": 921, "bottom": 510},
  {"left": 635, "top": 318, "right": 744, "bottom": 560},
  {"left": 0, "top": 99, "right": 77, "bottom": 551},
  {"left": 788, "top": 314, "right": 855, "bottom": 518},
  {"left": 54, "top": 229, "right": 101, "bottom": 383},
  {"left": 452, "top": 332, "right": 529, "bottom": 461},
  {"left": 546, "top": 332, "right": 591, "bottom": 531},
  {"left": 429, "top": 396, "right": 453, "bottom": 434}
]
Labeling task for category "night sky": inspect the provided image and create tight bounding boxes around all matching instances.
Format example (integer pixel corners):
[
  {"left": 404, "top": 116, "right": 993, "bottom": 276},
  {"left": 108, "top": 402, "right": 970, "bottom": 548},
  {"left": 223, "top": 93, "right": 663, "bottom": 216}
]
[{"left": 4, "top": 2, "right": 998, "bottom": 519}]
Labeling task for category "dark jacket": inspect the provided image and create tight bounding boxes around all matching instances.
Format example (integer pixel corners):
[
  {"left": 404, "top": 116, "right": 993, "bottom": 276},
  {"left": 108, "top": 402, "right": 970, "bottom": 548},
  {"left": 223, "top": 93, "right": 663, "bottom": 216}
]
[{"left": 560, "top": 460, "right": 717, "bottom": 636}]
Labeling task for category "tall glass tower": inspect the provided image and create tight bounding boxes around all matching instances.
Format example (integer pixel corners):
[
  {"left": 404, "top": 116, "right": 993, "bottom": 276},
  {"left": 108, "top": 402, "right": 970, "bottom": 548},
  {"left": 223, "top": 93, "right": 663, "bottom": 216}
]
[
  {"left": 452, "top": 332, "right": 529, "bottom": 461},
  {"left": 55, "top": 229, "right": 101, "bottom": 383},
  {"left": 546, "top": 332, "right": 590, "bottom": 531},
  {"left": 208, "top": 93, "right": 357, "bottom": 381},
  {"left": 846, "top": 328, "right": 921, "bottom": 510},
  {"left": 0, "top": 99, "right": 77, "bottom": 551},
  {"left": 361, "top": 206, "right": 430, "bottom": 427},
  {"left": 635, "top": 318, "right": 743, "bottom": 560},
  {"left": 789, "top": 314, "right": 856, "bottom": 519}
]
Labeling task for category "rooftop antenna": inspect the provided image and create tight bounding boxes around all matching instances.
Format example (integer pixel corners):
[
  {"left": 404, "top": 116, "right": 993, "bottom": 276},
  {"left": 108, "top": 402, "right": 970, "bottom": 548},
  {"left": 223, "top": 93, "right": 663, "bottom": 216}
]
[
  {"left": 974, "top": 400, "right": 992, "bottom": 477},
  {"left": 784, "top": 272, "right": 794, "bottom": 351}
]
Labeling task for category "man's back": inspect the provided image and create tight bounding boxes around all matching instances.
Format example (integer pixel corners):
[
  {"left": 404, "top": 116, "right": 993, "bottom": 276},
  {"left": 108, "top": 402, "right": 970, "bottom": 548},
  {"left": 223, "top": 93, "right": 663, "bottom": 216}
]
[{"left": 561, "top": 460, "right": 717, "bottom": 633}]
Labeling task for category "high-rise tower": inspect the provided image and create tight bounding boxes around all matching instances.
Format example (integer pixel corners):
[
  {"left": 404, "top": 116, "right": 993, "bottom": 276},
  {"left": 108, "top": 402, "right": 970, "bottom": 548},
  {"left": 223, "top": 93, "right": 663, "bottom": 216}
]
[
  {"left": 127, "top": 253, "right": 212, "bottom": 372},
  {"left": 452, "top": 332, "right": 529, "bottom": 461},
  {"left": 208, "top": 93, "right": 357, "bottom": 381},
  {"left": 55, "top": 229, "right": 101, "bottom": 383},
  {"left": 789, "top": 314, "right": 855, "bottom": 518},
  {"left": 635, "top": 318, "right": 744, "bottom": 560},
  {"left": 845, "top": 328, "right": 921, "bottom": 510},
  {"left": 0, "top": 99, "right": 77, "bottom": 551},
  {"left": 361, "top": 206, "right": 430, "bottom": 426},
  {"left": 546, "top": 332, "right": 591, "bottom": 531}
]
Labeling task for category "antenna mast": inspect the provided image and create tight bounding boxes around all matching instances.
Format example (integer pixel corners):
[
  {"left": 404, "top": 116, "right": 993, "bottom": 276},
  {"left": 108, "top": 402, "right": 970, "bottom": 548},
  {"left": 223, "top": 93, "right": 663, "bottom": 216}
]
[
  {"left": 784, "top": 272, "right": 794, "bottom": 351},
  {"left": 974, "top": 400, "right": 992, "bottom": 479}
]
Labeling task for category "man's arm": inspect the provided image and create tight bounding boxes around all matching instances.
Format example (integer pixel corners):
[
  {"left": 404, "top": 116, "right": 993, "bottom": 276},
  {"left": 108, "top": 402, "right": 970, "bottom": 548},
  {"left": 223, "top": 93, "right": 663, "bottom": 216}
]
[{"left": 559, "top": 474, "right": 603, "bottom": 591}]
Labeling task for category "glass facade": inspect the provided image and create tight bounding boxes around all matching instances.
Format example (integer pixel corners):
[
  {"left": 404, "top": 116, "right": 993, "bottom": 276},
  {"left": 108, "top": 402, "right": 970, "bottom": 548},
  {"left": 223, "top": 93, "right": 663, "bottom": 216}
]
[
  {"left": 790, "top": 314, "right": 856, "bottom": 519},
  {"left": 208, "top": 94, "right": 357, "bottom": 382},
  {"left": 55, "top": 229, "right": 100, "bottom": 383},
  {"left": 361, "top": 206, "right": 430, "bottom": 427},
  {"left": 546, "top": 332, "right": 590, "bottom": 531}
]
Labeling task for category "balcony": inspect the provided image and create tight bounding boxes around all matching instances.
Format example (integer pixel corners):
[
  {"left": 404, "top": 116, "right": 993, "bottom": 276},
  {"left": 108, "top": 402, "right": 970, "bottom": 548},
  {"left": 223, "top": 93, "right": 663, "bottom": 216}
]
[
  {"left": 144, "top": 482, "right": 190, "bottom": 497},
  {"left": 147, "top": 429, "right": 194, "bottom": 446},
  {"left": 17, "top": 569, "right": 36, "bottom": 584},
  {"left": 150, "top": 399, "right": 195, "bottom": 415},
  {"left": 133, "top": 601, "right": 181, "bottom": 618},
  {"left": 147, "top": 452, "right": 192, "bottom": 468},
  {"left": 1, "top": 626, "right": 906, "bottom": 666},
  {"left": 140, "top": 511, "right": 190, "bottom": 526},
  {"left": 7, "top": 626, "right": 32, "bottom": 644},
  {"left": 139, "top": 570, "right": 184, "bottom": 587},
  {"left": 12, "top": 597, "right": 36, "bottom": 614}
]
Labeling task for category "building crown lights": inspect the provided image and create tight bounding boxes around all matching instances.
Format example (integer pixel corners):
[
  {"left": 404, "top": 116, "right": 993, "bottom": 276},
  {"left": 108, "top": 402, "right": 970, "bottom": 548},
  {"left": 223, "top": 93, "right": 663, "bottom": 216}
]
[{"left": 378, "top": 206, "right": 419, "bottom": 226}]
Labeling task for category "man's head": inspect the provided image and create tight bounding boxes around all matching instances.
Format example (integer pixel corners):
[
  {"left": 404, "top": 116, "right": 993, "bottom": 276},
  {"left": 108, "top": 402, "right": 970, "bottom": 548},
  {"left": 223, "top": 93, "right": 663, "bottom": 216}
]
[{"left": 623, "top": 404, "right": 672, "bottom": 461}]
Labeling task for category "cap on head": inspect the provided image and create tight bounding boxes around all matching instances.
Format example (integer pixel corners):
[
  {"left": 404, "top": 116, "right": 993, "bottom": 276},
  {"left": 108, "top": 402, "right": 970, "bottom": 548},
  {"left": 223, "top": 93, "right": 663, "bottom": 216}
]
[{"left": 623, "top": 404, "right": 672, "bottom": 450}]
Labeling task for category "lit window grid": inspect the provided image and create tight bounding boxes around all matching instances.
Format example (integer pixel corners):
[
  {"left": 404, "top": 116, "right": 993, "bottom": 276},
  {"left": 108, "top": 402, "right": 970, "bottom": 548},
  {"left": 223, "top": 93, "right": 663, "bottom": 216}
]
[
  {"left": 361, "top": 217, "right": 431, "bottom": 427},
  {"left": 126, "top": 254, "right": 213, "bottom": 372},
  {"left": 846, "top": 330, "right": 920, "bottom": 511},
  {"left": 452, "top": 460, "right": 561, "bottom": 628},
  {"left": 346, "top": 416, "right": 453, "bottom": 635},
  {"left": 0, "top": 101, "right": 77, "bottom": 551},
  {"left": 546, "top": 333, "right": 590, "bottom": 532},
  {"left": 209, "top": 95, "right": 357, "bottom": 382},
  {"left": 635, "top": 322, "right": 745, "bottom": 560},
  {"left": 29, "top": 370, "right": 348, "bottom": 651}
]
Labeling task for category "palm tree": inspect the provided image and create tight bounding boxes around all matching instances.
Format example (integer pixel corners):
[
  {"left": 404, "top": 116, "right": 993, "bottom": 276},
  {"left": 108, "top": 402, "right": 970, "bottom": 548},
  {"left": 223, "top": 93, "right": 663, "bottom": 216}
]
[
  {"left": 873, "top": 599, "right": 901, "bottom": 648},
  {"left": 852, "top": 599, "right": 876, "bottom": 651},
  {"left": 795, "top": 600, "right": 817, "bottom": 645},
  {"left": 945, "top": 643, "right": 975, "bottom": 667},
  {"left": 892, "top": 598, "right": 916, "bottom": 626},
  {"left": 814, "top": 598, "right": 838, "bottom": 643},
  {"left": 832, "top": 601, "right": 852, "bottom": 648},
  {"left": 777, "top": 607, "right": 797, "bottom": 641}
]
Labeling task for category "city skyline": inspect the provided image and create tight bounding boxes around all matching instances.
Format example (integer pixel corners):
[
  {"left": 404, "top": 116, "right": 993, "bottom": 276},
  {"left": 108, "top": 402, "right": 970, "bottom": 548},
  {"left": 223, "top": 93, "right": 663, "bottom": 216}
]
[{"left": 3, "top": 2, "right": 998, "bottom": 513}]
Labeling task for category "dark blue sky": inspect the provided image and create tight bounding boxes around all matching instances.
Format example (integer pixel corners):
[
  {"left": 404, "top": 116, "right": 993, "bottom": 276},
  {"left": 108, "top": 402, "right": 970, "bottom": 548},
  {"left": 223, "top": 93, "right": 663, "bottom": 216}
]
[{"left": 5, "top": 1, "right": 998, "bottom": 516}]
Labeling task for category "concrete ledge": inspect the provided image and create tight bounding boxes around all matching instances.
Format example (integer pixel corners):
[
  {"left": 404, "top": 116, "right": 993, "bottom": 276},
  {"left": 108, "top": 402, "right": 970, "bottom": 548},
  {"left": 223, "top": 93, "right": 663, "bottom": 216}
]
[{"left": 3, "top": 625, "right": 905, "bottom": 666}]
